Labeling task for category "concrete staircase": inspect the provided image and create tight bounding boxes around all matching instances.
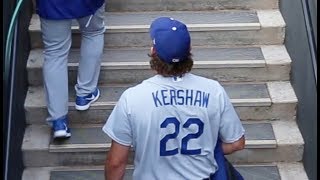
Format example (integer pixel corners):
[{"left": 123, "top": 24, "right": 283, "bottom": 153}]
[{"left": 22, "top": 0, "right": 309, "bottom": 179}]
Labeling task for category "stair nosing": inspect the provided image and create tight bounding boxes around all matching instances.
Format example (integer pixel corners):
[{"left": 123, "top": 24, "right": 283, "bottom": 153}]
[
  {"left": 48, "top": 139, "right": 277, "bottom": 153},
  {"left": 29, "top": 10, "right": 284, "bottom": 32},
  {"left": 27, "top": 45, "right": 291, "bottom": 69},
  {"left": 23, "top": 120, "right": 303, "bottom": 152},
  {"left": 22, "top": 163, "right": 309, "bottom": 180},
  {"left": 25, "top": 82, "right": 292, "bottom": 108},
  {"left": 63, "top": 60, "right": 267, "bottom": 70},
  {"left": 24, "top": 122, "right": 280, "bottom": 152}
]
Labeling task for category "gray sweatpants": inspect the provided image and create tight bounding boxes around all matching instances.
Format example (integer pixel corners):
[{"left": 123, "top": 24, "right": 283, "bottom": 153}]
[{"left": 40, "top": 4, "right": 105, "bottom": 122}]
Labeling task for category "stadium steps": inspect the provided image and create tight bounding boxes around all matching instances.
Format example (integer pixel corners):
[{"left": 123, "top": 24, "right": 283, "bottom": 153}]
[
  {"left": 25, "top": 82, "right": 297, "bottom": 124},
  {"left": 22, "top": 162, "right": 308, "bottom": 180},
  {"left": 22, "top": 120, "right": 303, "bottom": 167},
  {"left": 27, "top": 45, "right": 291, "bottom": 85},
  {"left": 22, "top": 0, "right": 308, "bottom": 179},
  {"left": 29, "top": 10, "right": 285, "bottom": 48},
  {"left": 105, "top": 0, "right": 279, "bottom": 12}
]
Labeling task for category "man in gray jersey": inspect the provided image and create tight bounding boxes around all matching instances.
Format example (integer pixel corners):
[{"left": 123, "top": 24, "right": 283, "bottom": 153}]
[{"left": 102, "top": 17, "right": 245, "bottom": 180}]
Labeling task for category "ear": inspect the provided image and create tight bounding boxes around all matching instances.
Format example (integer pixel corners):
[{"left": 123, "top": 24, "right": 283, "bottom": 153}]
[{"left": 150, "top": 46, "right": 157, "bottom": 56}]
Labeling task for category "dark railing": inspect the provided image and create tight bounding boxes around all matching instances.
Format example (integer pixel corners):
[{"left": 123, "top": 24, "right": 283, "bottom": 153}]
[
  {"left": 301, "top": 0, "right": 317, "bottom": 85},
  {"left": 4, "top": 0, "right": 31, "bottom": 179},
  {"left": 4, "top": 0, "right": 22, "bottom": 179},
  {"left": 4, "top": 21, "right": 19, "bottom": 180}
]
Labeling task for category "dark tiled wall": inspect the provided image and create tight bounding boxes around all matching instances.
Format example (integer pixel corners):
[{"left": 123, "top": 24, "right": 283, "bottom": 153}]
[{"left": 280, "top": 0, "right": 317, "bottom": 180}]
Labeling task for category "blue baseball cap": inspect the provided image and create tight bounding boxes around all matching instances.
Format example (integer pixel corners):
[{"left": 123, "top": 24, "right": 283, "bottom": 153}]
[{"left": 150, "top": 17, "right": 191, "bottom": 63}]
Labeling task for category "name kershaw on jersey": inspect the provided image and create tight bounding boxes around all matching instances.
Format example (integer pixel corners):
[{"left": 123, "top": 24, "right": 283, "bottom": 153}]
[{"left": 152, "top": 89, "right": 210, "bottom": 108}]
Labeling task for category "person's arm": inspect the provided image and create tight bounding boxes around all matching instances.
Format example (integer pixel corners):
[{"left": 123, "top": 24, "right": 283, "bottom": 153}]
[
  {"left": 105, "top": 140, "right": 130, "bottom": 180},
  {"left": 216, "top": 83, "right": 246, "bottom": 155},
  {"left": 222, "top": 135, "right": 245, "bottom": 155}
]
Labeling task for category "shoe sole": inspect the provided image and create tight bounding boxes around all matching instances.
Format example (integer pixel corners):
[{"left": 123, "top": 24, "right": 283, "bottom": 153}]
[
  {"left": 75, "top": 90, "right": 100, "bottom": 111},
  {"left": 54, "top": 130, "right": 71, "bottom": 139}
]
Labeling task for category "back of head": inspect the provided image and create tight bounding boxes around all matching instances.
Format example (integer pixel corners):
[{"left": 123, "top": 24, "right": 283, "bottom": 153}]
[{"left": 149, "top": 17, "right": 193, "bottom": 77}]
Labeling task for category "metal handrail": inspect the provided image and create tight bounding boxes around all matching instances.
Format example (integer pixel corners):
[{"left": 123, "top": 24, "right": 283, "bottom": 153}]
[
  {"left": 4, "top": 0, "right": 24, "bottom": 179},
  {"left": 301, "top": 0, "right": 317, "bottom": 85}
]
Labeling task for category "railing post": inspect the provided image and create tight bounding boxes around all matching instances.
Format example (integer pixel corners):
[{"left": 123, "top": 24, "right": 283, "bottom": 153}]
[{"left": 301, "top": 0, "right": 317, "bottom": 85}]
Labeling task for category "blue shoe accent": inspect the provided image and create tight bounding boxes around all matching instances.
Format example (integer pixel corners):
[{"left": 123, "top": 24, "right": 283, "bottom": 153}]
[
  {"left": 75, "top": 88, "right": 100, "bottom": 111},
  {"left": 52, "top": 116, "right": 71, "bottom": 139}
]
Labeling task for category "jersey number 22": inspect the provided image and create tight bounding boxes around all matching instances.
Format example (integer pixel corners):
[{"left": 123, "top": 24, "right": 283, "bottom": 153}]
[{"left": 160, "top": 117, "right": 204, "bottom": 156}]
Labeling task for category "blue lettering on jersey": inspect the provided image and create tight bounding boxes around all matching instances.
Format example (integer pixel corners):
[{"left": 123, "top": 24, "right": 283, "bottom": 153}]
[
  {"left": 185, "top": 90, "right": 193, "bottom": 106},
  {"left": 177, "top": 90, "right": 184, "bottom": 105},
  {"left": 161, "top": 90, "right": 170, "bottom": 105},
  {"left": 160, "top": 117, "right": 204, "bottom": 156},
  {"left": 152, "top": 89, "right": 210, "bottom": 108},
  {"left": 152, "top": 91, "right": 163, "bottom": 107},
  {"left": 169, "top": 90, "right": 177, "bottom": 105},
  {"left": 202, "top": 92, "right": 210, "bottom": 108},
  {"left": 194, "top": 90, "right": 202, "bottom": 107}
]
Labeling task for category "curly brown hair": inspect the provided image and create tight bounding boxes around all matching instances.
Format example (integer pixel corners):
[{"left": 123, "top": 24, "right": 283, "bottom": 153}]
[{"left": 148, "top": 52, "right": 193, "bottom": 77}]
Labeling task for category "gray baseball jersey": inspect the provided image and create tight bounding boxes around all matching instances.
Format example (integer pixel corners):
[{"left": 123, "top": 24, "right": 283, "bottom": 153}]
[{"left": 103, "top": 73, "right": 245, "bottom": 180}]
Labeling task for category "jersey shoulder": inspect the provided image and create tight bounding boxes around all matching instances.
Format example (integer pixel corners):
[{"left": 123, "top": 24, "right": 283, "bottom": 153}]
[
  {"left": 188, "top": 73, "right": 223, "bottom": 89},
  {"left": 121, "top": 76, "right": 158, "bottom": 98}
]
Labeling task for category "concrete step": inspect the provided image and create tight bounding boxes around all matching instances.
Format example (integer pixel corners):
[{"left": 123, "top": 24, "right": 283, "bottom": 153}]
[
  {"left": 31, "top": 0, "right": 279, "bottom": 13},
  {"left": 22, "top": 162, "right": 309, "bottom": 180},
  {"left": 29, "top": 10, "right": 285, "bottom": 48},
  {"left": 22, "top": 120, "right": 304, "bottom": 167},
  {"left": 105, "top": 0, "right": 279, "bottom": 12},
  {"left": 25, "top": 81, "right": 297, "bottom": 125},
  {"left": 27, "top": 45, "right": 291, "bottom": 85}
]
